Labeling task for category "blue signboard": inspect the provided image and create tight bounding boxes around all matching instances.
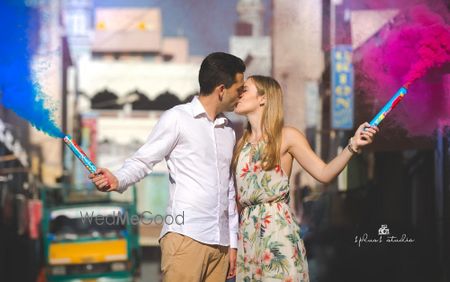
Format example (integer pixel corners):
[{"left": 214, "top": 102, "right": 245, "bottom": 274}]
[{"left": 331, "top": 45, "right": 354, "bottom": 129}]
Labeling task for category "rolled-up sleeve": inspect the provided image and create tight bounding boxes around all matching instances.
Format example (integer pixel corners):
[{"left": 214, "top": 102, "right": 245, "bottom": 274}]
[
  {"left": 114, "top": 110, "right": 179, "bottom": 193},
  {"left": 228, "top": 176, "right": 238, "bottom": 248}
]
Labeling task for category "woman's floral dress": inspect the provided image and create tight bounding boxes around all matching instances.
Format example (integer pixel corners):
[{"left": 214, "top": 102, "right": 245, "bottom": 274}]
[{"left": 236, "top": 141, "right": 309, "bottom": 282}]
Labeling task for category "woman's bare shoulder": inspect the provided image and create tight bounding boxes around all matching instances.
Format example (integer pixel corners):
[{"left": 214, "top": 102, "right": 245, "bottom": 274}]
[{"left": 282, "top": 126, "right": 308, "bottom": 147}]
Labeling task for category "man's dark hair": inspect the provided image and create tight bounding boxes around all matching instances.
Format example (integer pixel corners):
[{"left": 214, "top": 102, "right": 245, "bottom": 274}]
[{"left": 198, "top": 52, "right": 246, "bottom": 95}]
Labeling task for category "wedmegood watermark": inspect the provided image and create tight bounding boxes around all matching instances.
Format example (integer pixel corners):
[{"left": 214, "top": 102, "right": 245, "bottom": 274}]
[
  {"left": 79, "top": 210, "right": 185, "bottom": 226},
  {"left": 354, "top": 224, "right": 415, "bottom": 247}
]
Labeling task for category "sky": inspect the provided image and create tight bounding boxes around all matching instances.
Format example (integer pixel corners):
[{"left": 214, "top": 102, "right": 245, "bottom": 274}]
[{"left": 93, "top": 0, "right": 271, "bottom": 56}]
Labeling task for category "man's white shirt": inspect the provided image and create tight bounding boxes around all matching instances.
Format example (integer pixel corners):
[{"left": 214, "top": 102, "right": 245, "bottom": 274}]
[{"left": 114, "top": 96, "right": 238, "bottom": 248}]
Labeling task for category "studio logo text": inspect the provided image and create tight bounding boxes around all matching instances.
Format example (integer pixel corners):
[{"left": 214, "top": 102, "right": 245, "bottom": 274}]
[{"left": 354, "top": 224, "right": 415, "bottom": 247}]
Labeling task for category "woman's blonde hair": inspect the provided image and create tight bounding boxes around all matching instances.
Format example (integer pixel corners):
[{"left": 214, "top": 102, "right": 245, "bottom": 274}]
[{"left": 231, "top": 75, "right": 284, "bottom": 172}]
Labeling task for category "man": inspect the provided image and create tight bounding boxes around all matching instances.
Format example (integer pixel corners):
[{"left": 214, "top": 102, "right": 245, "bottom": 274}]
[{"left": 89, "top": 52, "right": 245, "bottom": 281}]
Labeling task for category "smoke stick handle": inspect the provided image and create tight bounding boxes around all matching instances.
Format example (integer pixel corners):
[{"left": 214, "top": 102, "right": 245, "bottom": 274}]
[
  {"left": 63, "top": 135, "right": 97, "bottom": 174},
  {"left": 369, "top": 86, "right": 408, "bottom": 127}
]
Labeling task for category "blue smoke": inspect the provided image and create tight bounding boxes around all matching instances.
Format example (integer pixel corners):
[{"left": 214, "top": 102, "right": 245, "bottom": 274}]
[{"left": 0, "top": 0, "right": 64, "bottom": 138}]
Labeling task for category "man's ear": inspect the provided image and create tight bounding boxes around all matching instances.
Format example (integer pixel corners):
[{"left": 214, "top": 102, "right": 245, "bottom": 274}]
[{"left": 216, "top": 84, "right": 225, "bottom": 100}]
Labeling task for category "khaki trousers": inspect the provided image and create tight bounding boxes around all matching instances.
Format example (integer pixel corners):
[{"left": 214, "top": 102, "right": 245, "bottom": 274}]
[{"left": 160, "top": 232, "right": 229, "bottom": 282}]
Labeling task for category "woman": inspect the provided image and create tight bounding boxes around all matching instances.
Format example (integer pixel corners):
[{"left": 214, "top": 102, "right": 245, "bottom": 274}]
[{"left": 232, "top": 75, "right": 379, "bottom": 281}]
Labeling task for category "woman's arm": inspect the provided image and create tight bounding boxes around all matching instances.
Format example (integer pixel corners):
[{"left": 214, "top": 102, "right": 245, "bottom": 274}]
[{"left": 284, "top": 122, "right": 378, "bottom": 184}]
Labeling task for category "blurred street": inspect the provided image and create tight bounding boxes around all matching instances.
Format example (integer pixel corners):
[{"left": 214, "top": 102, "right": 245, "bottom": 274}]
[{"left": 0, "top": 0, "right": 449, "bottom": 282}]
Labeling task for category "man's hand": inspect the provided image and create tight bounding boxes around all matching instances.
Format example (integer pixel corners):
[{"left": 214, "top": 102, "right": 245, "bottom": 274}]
[
  {"left": 227, "top": 248, "right": 237, "bottom": 279},
  {"left": 88, "top": 168, "right": 119, "bottom": 192}
]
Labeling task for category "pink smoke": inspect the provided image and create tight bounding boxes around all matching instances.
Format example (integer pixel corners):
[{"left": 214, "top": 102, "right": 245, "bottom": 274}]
[
  {"left": 404, "top": 7, "right": 450, "bottom": 87},
  {"left": 357, "top": 4, "right": 450, "bottom": 136}
]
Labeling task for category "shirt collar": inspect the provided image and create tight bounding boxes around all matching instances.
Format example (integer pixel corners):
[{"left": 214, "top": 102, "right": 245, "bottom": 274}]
[
  {"left": 191, "top": 96, "right": 206, "bottom": 118},
  {"left": 190, "top": 96, "right": 228, "bottom": 126}
]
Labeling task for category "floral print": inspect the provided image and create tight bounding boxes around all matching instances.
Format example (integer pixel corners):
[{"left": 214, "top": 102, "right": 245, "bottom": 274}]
[{"left": 236, "top": 142, "right": 309, "bottom": 282}]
